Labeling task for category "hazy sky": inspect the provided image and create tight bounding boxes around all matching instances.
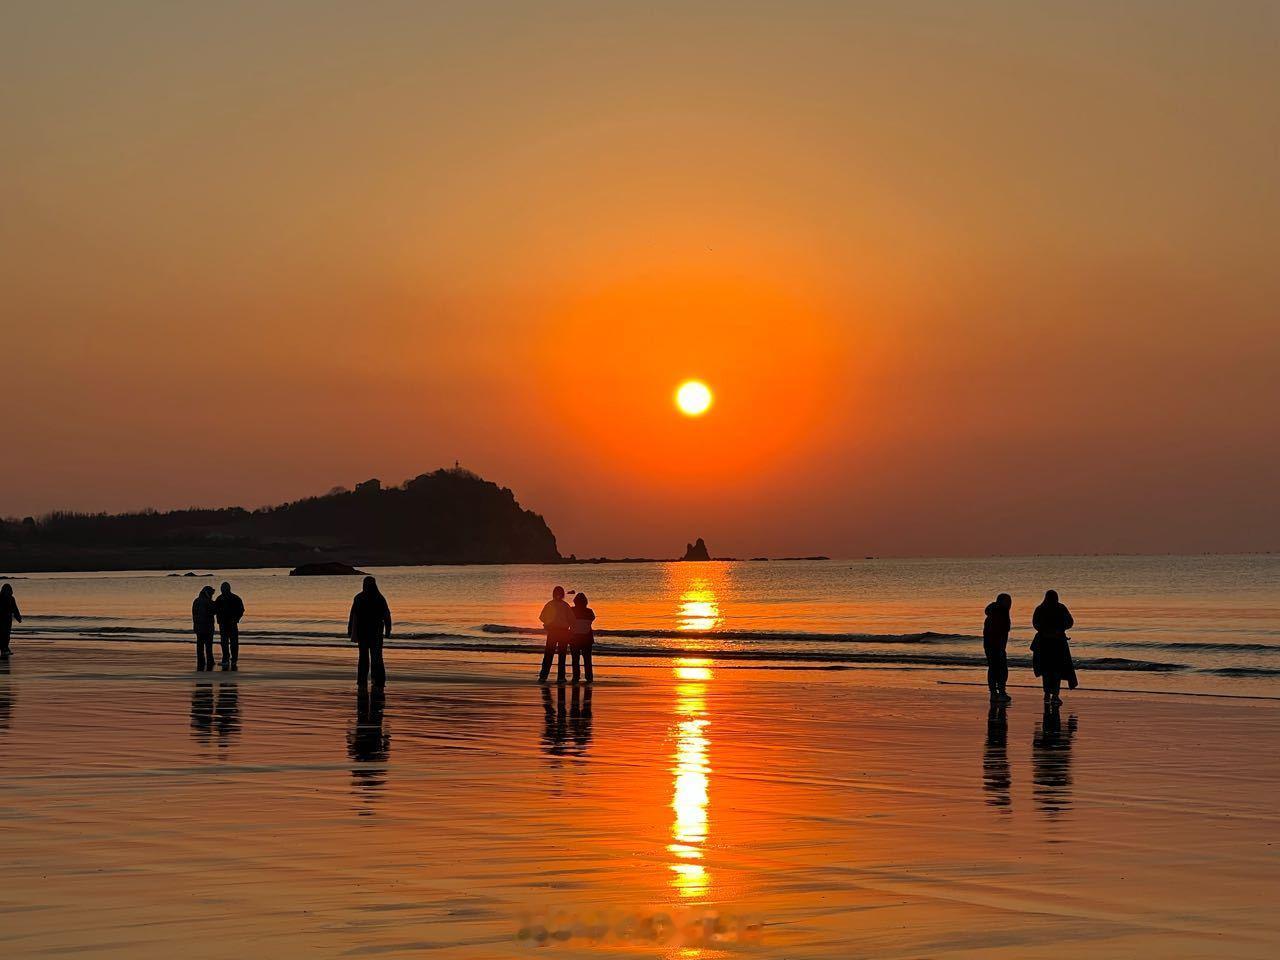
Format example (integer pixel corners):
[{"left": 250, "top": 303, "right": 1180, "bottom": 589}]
[{"left": 4, "top": 1, "right": 1278, "bottom": 557}]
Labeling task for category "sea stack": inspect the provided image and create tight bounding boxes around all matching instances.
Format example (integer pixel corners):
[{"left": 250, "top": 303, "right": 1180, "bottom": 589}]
[{"left": 681, "top": 538, "right": 711, "bottom": 561}]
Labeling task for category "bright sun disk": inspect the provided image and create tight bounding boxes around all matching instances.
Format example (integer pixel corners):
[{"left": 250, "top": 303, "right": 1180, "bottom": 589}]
[{"left": 676, "top": 380, "right": 713, "bottom": 417}]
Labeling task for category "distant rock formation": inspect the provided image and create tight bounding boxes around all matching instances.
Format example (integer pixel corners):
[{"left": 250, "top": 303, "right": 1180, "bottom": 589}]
[
  {"left": 0, "top": 467, "right": 561, "bottom": 572},
  {"left": 681, "top": 537, "right": 711, "bottom": 561},
  {"left": 289, "top": 561, "right": 367, "bottom": 577}
]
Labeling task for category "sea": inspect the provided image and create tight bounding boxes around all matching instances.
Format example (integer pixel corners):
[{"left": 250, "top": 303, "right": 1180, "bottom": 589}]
[{"left": 5, "top": 555, "right": 1278, "bottom": 697}]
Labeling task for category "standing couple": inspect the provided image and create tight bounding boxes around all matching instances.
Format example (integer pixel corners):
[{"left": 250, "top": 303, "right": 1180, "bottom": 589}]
[
  {"left": 538, "top": 586, "right": 595, "bottom": 684},
  {"left": 191, "top": 582, "right": 245, "bottom": 671},
  {"left": 983, "top": 589, "right": 1078, "bottom": 706}
]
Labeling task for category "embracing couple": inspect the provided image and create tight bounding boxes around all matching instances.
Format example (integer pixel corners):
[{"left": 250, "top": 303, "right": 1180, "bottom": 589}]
[{"left": 538, "top": 586, "right": 595, "bottom": 684}]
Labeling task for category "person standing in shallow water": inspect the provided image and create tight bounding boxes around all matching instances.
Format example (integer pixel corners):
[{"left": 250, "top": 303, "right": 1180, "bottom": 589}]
[
  {"left": 191, "top": 585, "right": 216, "bottom": 671},
  {"left": 0, "top": 584, "right": 22, "bottom": 659},
  {"left": 537, "top": 586, "right": 572, "bottom": 683},
  {"left": 982, "top": 593, "right": 1013, "bottom": 703},
  {"left": 569, "top": 591, "right": 596, "bottom": 684},
  {"left": 1031, "top": 589, "right": 1078, "bottom": 706},
  {"left": 348, "top": 576, "right": 392, "bottom": 688},
  {"left": 213, "top": 581, "right": 245, "bottom": 670}
]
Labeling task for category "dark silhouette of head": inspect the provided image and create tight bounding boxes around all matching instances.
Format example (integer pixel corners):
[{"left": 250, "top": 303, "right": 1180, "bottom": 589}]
[
  {"left": 1044, "top": 589, "right": 1059, "bottom": 605},
  {"left": 220, "top": 581, "right": 232, "bottom": 594},
  {"left": 996, "top": 592, "right": 1012, "bottom": 609},
  {"left": 574, "top": 592, "right": 588, "bottom": 608},
  {"left": 0, "top": 584, "right": 11, "bottom": 599},
  {"left": 200, "top": 585, "right": 214, "bottom": 599},
  {"left": 552, "top": 585, "right": 565, "bottom": 600},
  {"left": 362, "top": 576, "right": 379, "bottom": 596}
]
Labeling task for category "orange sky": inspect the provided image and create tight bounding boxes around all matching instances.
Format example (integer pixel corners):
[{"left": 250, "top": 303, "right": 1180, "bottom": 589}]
[{"left": 3, "top": 2, "right": 1278, "bottom": 557}]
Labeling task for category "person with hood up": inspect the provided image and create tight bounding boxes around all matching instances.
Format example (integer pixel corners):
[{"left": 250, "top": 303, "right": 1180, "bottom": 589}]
[
  {"left": 568, "top": 591, "right": 596, "bottom": 684},
  {"left": 1, "top": 583, "right": 22, "bottom": 659},
  {"left": 1031, "top": 589, "right": 1077, "bottom": 706},
  {"left": 348, "top": 576, "right": 392, "bottom": 688},
  {"left": 213, "top": 581, "right": 245, "bottom": 670},
  {"left": 192, "top": 585, "right": 217, "bottom": 671},
  {"left": 982, "top": 592, "right": 1013, "bottom": 703}
]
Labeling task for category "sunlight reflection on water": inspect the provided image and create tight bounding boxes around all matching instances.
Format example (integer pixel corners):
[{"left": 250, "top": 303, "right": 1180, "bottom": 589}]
[{"left": 670, "top": 657, "right": 713, "bottom": 899}]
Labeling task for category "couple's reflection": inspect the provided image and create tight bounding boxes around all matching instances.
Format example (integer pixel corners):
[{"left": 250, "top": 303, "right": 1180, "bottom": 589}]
[
  {"left": 540, "top": 684, "right": 593, "bottom": 762},
  {"left": 189, "top": 680, "right": 241, "bottom": 748},
  {"left": 348, "top": 687, "right": 391, "bottom": 811},
  {"left": 1032, "top": 707, "right": 1078, "bottom": 817}
]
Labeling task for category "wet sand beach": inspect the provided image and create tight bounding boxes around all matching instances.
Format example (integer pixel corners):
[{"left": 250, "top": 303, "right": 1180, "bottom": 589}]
[{"left": 1, "top": 642, "right": 1278, "bottom": 957}]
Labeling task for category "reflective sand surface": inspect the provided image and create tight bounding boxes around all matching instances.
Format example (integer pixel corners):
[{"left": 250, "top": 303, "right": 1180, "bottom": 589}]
[{"left": 1, "top": 643, "right": 1278, "bottom": 957}]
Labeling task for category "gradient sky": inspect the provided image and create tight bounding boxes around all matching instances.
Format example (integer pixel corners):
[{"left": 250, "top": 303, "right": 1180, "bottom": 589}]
[{"left": 4, "top": 1, "right": 1278, "bottom": 558}]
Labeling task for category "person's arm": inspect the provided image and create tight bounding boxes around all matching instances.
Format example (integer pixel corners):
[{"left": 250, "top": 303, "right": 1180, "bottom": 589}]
[
  {"left": 1032, "top": 607, "right": 1043, "bottom": 632},
  {"left": 383, "top": 599, "right": 392, "bottom": 638},
  {"left": 347, "top": 600, "right": 357, "bottom": 641},
  {"left": 192, "top": 600, "right": 199, "bottom": 632},
  {"left": 1063, "top": 608, "right": 1074, "bottom": 631},
  {"left": 12, "top": 601, "right": 20, "bottom": 623}
]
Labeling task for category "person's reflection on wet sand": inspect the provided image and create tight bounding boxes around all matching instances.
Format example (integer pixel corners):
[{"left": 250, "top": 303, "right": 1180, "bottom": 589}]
[
  {"left": 1033, "top": 707, "right": 1078, "bottom": 817},
  {"left": 541, "top": 684, "right": 593, "bottom": 762},
  {"left": 214, "top": 681, "right": 241, "bottom": 747},
  {"left": 0, "top": 658, "right": 12, "bottom": 732},
  {"left": 982, "top": 703, "right": 1011, "bottom": 810},
  {"left": 347, "top": 688, "right": 390, "bottom": 811},
  {"left": 569, "top": 684, "right": 593, "bottom": 752},
  {"left": 541, "top": 684, "right": 569, "bottom": 761},
  {"left": 190, "top": 681, "right": 214, "bottom": 743}
]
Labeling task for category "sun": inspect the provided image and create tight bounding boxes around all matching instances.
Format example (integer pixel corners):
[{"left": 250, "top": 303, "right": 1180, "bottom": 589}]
[{"left": 675, "top": 380, "right": 713, "bottom": 417}]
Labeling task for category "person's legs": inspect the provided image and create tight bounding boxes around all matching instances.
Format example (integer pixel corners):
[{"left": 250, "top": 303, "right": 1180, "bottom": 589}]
[
  {"left": 985, "top": 647, "right": 999, "bottom": 695},
  {"left": 195, "top": 634, "right": 205, "bottom": 671},
  {"left": 555, "top": 634, "right": 567, "bottom": 684},
  {"left": 583, "top": 646, "right": 593, "bottom": 683},
  {"left": 357, "top": 641, "right": 370, "bottom": 687},
  {"left": 228, "top": 624, "right": 239, "bottom": 665},
  {"left": 571, "top": 645, "right": 582, "bottom": 683},
  {"left": 995, "top": 649, "right": 1009, "bottom": 696},
  {"left": 1, "top": 624, "right": 10, "bottom": 657},
  {"left": 538, "top": 634, "right": 556, "bottom": 681},
  {"left": 371, "top": 638, "right": 386, "bottom": 687},
  {"left": 218, "top": 626, "right": 230, "bottom": 665}
]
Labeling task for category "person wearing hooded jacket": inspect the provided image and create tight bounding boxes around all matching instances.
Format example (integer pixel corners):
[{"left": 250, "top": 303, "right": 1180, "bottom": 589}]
[
  {"left": 348, "top": 576, "right": 392, "bottom": 688},
  {"left": 192, "top": 585, "right": 217, "bottom": 671},
  {"left": 1, "top": 583, "right": 22, "bottom": 658},
  {"left": 982, "top": 593, "right": 1012, "bottom": 702},
  {"left": 1031, "top": 589, "right": 1077, "bottom": 706}
]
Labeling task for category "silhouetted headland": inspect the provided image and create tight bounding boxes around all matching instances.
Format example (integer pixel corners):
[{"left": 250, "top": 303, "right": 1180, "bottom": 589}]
[
  {"left": 0, "top": 467, "right": 560, "bottom": 573},
  {"left": 289, "top": 561, "right": 367, "bottom": 577},
  {"left": 681, "top": 537, "right": 712, "bottom": 561}
]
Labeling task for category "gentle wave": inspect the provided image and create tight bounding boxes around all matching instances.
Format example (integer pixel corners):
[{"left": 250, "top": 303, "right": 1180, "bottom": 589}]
[{"left": 479, "top": 623, "right": 971, "bottom": 644}]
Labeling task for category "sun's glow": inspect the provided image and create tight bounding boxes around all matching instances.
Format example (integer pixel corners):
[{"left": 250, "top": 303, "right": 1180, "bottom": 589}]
[
  {"left": 669, "top": 658, "right": 713, "bottom": 899},
  {"left": 675, "top": 380, "right": 713, "bottom": 417}
]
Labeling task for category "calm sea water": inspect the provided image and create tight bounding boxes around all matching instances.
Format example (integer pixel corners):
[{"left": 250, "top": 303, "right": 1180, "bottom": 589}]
[{"left": 6, "top": 556, "right": 1278, "bottom": 695}]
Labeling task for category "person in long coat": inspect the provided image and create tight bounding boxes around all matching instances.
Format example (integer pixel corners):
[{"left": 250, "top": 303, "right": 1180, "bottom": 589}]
[
  {"left": 348, "top": 576, "right": 392, "bottom": 688},
  {"left": 1031, "top": 589, "right": 1077, "bottom": 705},
  {"left": 0, "top": 583, "right": 22, "bottom": 658}
]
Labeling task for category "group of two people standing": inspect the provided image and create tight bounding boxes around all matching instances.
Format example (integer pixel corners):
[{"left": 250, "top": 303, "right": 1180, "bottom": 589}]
[
  {"left": 538, "top": 586, "right": 596, "bottom": 683},
  {"left": 191, "top": 582, "right": 245, "bottom": 671},
  {"left": 983, "top": 589, "right": 1078, "bottom": 706}
]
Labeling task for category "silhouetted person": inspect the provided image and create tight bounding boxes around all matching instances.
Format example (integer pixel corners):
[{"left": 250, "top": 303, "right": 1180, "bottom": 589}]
[
  {"left": 983, "top": 592, "right": 1012, "bottom": 702},
  {"left": 213, "top": 581, "right": 245, "bottom": 670},
  {"left": 569, "top": 592, "right": 596, "bottom": 684},
  {"left": 192, "top": 585, "right": 216, "bottom": 671},
  {"left": 190, "top": 680, "right": 215, "bottom": 742},
  {"left": 0, "top": 584, "right": 21, "bottom": 659},
  {"left": 537, "top": 586, "right": 572, "bottom": 683},
  {"left": 1032, "top": 708, "right": 1078, "bottom": 816},
  {"left": 982, "top": 703, "right": 1011, "bottom": 810},
  {"left": 1031, "top": 589, "right": 1077, "bottom": 706},
  {"left": 348, "top": 576, "right": 391, "bottom": 688},
  {"left": 348, "top": 687, "right": 390, "bottom": 806}
]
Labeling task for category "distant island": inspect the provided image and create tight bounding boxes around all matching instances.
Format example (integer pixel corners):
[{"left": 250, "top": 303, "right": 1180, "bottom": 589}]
[{"left": 0, "top": 467, "right": 560, "bottom": 573}]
